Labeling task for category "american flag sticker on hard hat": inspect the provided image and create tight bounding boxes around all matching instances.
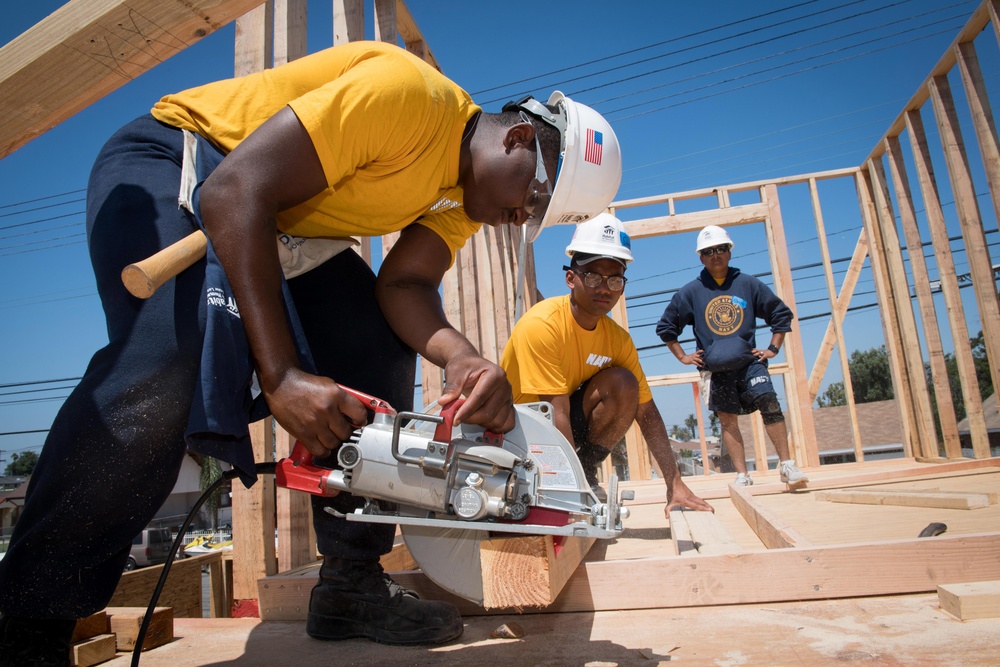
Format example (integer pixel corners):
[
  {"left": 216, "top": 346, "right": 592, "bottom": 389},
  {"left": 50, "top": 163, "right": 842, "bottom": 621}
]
[{"left": 584, "top": 128, "right": 603, "bottom": 165}]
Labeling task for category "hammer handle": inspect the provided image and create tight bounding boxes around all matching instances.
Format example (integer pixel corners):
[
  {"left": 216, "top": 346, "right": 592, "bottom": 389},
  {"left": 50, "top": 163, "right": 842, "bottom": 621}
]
[{"left": 121, "top": 230, "right": 207, "bottom": 299}]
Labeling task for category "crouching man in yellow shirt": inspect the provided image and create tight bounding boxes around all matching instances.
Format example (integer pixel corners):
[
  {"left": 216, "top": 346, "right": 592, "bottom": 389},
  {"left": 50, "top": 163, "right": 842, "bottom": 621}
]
[{"left": 500, "top": 214, "right": 713, "bottom": 514}]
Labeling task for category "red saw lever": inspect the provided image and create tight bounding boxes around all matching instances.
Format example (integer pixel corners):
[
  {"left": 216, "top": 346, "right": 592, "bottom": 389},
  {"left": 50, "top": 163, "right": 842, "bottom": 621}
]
[
  {"left": 433, "top": 399, "right": 504, "bottom": 448},
  {"left": 274, "top": 386, "right": 396, "bottom": 497}
]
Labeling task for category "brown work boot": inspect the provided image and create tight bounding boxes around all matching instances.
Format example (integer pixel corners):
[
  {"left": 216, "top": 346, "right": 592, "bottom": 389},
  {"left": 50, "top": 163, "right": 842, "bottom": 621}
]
[
  {"left": 0, "top": 615, "right": 75, "bottom": 667},
  {"left": 307, "top": 557, "right": 463, "bottom": 646}
]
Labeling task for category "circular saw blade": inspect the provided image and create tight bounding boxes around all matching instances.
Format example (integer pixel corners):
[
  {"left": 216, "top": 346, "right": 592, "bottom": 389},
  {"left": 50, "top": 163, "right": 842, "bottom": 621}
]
[{"left": 400, "top": 521, "right": 488, "bottom": 605}]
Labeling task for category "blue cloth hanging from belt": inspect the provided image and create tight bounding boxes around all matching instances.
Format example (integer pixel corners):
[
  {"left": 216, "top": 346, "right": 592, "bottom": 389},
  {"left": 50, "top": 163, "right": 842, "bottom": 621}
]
[{"left": 182, "top": 133, "right": 317, "bottom": 487}]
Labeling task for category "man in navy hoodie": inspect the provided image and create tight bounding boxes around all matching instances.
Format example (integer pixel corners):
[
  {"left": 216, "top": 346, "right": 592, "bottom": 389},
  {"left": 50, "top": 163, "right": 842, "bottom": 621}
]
[{"left": 655, "top": 226, "right": 808, "bottom": 487}]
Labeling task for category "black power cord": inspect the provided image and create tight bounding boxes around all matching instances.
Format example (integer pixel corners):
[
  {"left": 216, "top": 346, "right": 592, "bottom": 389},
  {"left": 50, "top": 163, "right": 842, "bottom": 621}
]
[{"left": 130, "top": 461, "right": 277, "bottom": 667}]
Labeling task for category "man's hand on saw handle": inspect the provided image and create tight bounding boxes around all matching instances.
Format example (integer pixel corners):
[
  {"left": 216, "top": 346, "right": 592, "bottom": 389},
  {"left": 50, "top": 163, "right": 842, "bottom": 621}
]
[
  {"left": 266, "top": 369, "right": 369, "bottom": 459},
  {"left": 438, "top": 351, "right": 516, "bottom": 434}
]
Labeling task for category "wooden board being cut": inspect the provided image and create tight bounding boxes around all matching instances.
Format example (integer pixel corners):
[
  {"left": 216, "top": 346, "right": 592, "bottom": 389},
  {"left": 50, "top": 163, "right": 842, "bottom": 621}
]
[{"left": 479, "top": 535, "right": 593, "bottom": 609}]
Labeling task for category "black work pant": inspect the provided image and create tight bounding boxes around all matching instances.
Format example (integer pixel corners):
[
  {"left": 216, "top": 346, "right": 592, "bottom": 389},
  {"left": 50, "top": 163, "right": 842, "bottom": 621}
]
[{"left": 0, "top": 115, "right": 414, "bottom": 619}]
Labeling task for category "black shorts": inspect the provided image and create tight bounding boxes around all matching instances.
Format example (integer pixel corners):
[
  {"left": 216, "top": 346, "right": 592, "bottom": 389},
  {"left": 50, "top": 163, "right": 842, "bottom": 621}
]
[{"left": 709, "top": 362, "right": 775, "bottom": 414}]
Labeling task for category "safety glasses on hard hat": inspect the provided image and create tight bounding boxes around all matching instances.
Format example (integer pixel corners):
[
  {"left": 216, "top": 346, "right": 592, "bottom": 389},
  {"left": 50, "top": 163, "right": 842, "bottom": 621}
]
[{"left": 520, "top": 111, "right": 553, "bottom": 243}]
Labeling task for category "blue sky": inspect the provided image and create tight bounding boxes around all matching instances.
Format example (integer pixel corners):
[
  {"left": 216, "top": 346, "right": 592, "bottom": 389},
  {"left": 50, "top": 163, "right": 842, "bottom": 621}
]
[{"left": 1, "top": 0, "right": 993, "bottom": 463}]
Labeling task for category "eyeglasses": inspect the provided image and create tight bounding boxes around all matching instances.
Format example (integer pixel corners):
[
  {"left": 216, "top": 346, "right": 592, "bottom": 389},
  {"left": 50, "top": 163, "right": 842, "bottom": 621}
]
[
  {"left": 520, "top": 111, "right": 553, "bottom": 242},
  {"left": 569, "top": 269, "right": 627, "bottom": 291},
  {"left": 699, "top": 245, "right": 731, "bottom": 257}
]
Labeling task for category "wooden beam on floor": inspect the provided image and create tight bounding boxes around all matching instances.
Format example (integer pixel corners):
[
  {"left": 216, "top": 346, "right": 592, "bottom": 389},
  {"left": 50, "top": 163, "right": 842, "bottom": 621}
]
[
  {"left": 257, "top": 531, "right": 1000, "bottom": 617},
  {"left": 729, "top": 484, "right": 812, "bottom": 549},
  {"left": 669, "top": 509, "right": 744, "bottom": 556},
  {"left": 816, "top": 488, "right": 996, "bottom": 510}
]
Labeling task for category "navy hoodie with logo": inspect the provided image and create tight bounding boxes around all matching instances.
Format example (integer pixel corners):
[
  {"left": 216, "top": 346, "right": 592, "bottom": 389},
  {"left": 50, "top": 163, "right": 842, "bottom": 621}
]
[{"left": 655, "top": 266, "right": 793, "bottom": 373}]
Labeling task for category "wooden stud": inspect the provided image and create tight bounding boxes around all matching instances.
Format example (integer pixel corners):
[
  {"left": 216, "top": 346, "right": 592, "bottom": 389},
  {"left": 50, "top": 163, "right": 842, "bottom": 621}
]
[
  {"left": 274, "top": 0, "right": 307, "bottom": 66},
  {"left": 333, "top": 0, "right": 364, "bottom": 44},
  {"left": 234, "top": 1, "right": 273, "bottom": 76},
  {"left": 855, "top": 170, "right": 916, "bottom": 457},
  {"left": 762, "top": 185, "right": 819, "bottom": 467},
  {"left": 928, "top": 74, "right": 1000, "bottom": 401},
  {"left": 729, "top": 484, "right": 812, "bottom": 549},
  {"left": 867, "top": 154, "right": 940, "bottom": 458},
  {"left": 275, "top": 422, "right": 316, "bottom": 573},
  {"left": 258, "top": 532, "right": 1000, "bottom": 617},
  {"left": 231, "top": 417, "right": 277, "bottom": 602},
  {"left": 807, "top": 178, "right": 864, "bottom": 460},
  {"left": 904, "top": 109, "right": 989, "bottom": 459},
  {"left": 884, "top": 135, "right": 962, "bottom": 458},
  {"left": 669, "top": 509, "right": 744, "bottom": 556}
]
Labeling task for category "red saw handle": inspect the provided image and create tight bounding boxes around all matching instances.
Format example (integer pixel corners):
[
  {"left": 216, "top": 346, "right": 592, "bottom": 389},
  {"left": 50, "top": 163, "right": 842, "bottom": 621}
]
[
  {"left": 274, "top": 386, "right": 396, "bottom": 496},
  {"left": 434, "top": 399, "right": 504, "bottom": 446}
]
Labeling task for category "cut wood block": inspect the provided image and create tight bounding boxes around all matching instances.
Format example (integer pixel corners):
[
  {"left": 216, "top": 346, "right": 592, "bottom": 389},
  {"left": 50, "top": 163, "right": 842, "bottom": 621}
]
[
  {"left": 669, "top": 509, "right": 744, "bottom": 556},
  {"left": 106, "top": 607, "right": 173, "bottom": 652},
  {"left": 70, "top": 633, "right": 117, "bottom": 667},
  {"left": 938, "top": 580, "right": 1000, "bottom": 620},
  {"left": 71, "top": 610, "right": 108, "bottom": 642},
  {"left": 479, "top": 535, "right": 593, "bottom": 609},
  {"left": 817, "top": 488, "right": 995, "bottom": 510}
]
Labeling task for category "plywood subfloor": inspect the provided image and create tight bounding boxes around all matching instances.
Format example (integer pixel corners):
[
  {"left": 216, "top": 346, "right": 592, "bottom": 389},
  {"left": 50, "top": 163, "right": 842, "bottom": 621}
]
[
  {"left": 101, "top": 593, "right": 1000, "bottom": 666},
  {"left": 103, "top": 458, "right": 1000, "bottom": 665}
]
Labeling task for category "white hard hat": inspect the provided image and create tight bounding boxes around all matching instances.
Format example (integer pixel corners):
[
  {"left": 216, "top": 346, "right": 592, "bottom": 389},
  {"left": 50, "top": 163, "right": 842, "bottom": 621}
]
[
  {"left": 565, "top": 213, "right": 633, "bottom": 265},
  {"left": 695, "top": 225, "right": 734, "bottom": 255},
  {"left": 503, "top": 92, "right": 622, "bottom": 243}
]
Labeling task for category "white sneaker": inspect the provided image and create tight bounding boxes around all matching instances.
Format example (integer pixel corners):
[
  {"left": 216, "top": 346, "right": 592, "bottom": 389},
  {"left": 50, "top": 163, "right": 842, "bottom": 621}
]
[
  {"left": 733, "top": 472, "right": 753, "bottom": 487},
  {"left": 779, "top": 459, "right": 808, "bottom": 485}
]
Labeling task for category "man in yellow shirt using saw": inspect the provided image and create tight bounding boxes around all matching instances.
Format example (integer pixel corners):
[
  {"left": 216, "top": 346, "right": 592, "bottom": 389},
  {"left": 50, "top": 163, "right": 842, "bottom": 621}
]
[{"left": 0, "top": 40, "right": 623, "bottom": 662}]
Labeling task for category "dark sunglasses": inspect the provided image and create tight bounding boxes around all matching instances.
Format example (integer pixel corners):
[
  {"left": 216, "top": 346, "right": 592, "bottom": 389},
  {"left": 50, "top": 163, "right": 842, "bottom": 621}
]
[{"left": 700, "top": 245, "right": 731, "bottom": 257}]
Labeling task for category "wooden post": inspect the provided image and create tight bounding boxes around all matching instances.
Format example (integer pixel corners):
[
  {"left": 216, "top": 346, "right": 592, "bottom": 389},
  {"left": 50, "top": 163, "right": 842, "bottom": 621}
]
[
  {"left": 610, "top": 293, "right": 651, "bottom": 481},
  {"left": 275, "top": 423, "right": 316, "bottom": 572},
  {"left": 693, "top": 381, "right": 710, "bottom": 477},
  {"left": 231, "top": 417, "right": 277, "bottom": 603},
  {"left": 273, "top": 0, "right": 307, "bottom": 66},
  {"left": 234, "top": 2, "right": 273, "bottom": 75}
]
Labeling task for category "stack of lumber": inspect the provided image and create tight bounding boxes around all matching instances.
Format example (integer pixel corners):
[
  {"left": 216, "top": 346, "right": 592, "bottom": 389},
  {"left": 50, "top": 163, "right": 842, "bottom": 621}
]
[{"left": 69, "top": 607, "right": 173, "bottom": 667}]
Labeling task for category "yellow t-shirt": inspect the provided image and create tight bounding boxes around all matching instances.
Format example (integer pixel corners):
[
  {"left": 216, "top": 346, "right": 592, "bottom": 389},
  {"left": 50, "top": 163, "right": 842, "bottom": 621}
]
[
  {"left": 151, "top": 41, "right": 481, "bottom": 261},
  {"left": 501, "top": 295, "right": 654, "bottom": 405}
]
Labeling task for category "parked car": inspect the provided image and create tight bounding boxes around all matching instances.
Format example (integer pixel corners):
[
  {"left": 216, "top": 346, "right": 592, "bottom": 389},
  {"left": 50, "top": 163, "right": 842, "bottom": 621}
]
[{"left": 124, "top": 527, "right": 173, "bottom": 571}]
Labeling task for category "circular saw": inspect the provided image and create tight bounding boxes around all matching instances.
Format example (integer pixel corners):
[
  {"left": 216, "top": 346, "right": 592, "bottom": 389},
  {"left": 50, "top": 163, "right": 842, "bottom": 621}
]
[{"left": 275, "top": 386, "right": 631, "bottom": 604}]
